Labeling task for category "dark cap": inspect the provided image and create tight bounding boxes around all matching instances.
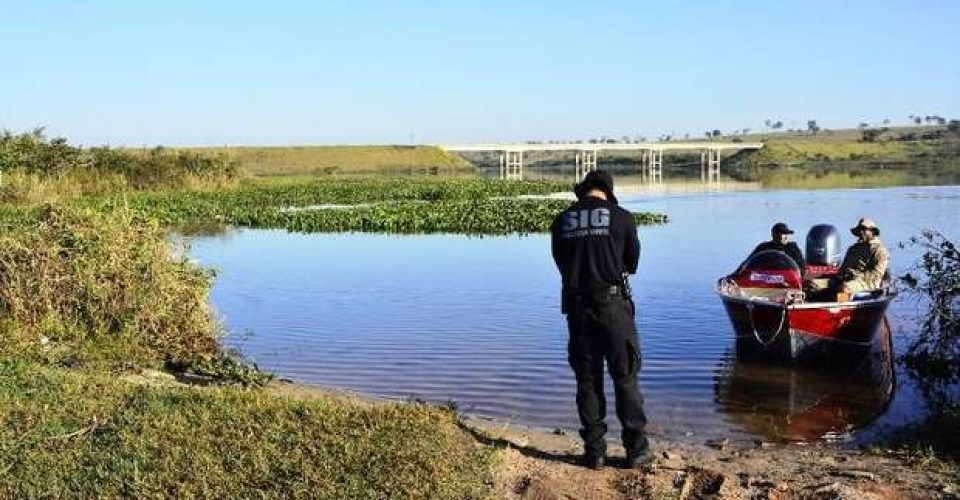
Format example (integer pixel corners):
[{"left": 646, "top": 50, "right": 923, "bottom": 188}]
[
  {"left": 574, "top": 170, "right": 618, "bottom": 205},
  {"left": 771, "top": 222, "right": 794, "bottom": 235}
]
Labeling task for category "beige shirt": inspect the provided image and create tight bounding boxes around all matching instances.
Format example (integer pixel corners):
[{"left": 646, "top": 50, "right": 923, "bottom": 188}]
[{"left": 840, "top": 238, "right": 890, "bottom": 290}]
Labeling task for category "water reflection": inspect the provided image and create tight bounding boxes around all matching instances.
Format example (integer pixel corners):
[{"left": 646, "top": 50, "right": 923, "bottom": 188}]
[{"left": 715, "top": 320, "right": 895, "bottom": 442}]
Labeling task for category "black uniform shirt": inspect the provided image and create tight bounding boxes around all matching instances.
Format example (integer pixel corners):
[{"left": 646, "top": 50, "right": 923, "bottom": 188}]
[
  {"left": 749, "top": 241, "right": 806, "bottom": 270},
  {"left": 550, "top": 196, "right": 640, "bottom": 312}
]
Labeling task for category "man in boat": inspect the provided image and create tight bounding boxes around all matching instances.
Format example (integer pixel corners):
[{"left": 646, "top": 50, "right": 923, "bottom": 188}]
[
  {"left": 747, "top": 222, "right": 806, "bottom": 271},
  {"left": 836, "top": 218, "right": 890, "bottom": 293},
  {"left": 550, "top": 170, "right": 649, "bottom": 470}
]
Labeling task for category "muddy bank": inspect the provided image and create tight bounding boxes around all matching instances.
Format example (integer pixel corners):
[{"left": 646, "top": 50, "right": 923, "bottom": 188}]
[{"left": 467, "top": 417, "right": 951, "bottom": 499}]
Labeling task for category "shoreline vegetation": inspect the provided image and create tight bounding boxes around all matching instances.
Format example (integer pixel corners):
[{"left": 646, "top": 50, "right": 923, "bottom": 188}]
[{"left": 1, "top": 128, "right": 958, "bottom": 497}]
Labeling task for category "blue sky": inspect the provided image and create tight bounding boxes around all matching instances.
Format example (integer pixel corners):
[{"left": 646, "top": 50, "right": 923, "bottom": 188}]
[{"left": 1, "top": 1, "right": 958, "bottom": 146}]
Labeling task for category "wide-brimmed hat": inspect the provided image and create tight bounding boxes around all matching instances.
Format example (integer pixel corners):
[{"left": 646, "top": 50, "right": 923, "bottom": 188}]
[
  {"left": 851, "top": 217, "right": 880, "bottom": 236},
  {"left": 771, "top": 222, "right": 794, "bottom": 235},
  {"left": 574, "top": 170, "right": 618, "bottom": 205}
]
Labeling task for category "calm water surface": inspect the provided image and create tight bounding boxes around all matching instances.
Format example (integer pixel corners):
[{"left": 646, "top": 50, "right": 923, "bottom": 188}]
[{"left": 189, "top": 186, "right": 959, "bottom": 443}]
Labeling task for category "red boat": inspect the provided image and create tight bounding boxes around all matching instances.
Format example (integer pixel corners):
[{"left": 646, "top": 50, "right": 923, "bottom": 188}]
[{"left": 716, "top": 224, "right": 896, "bottom": 361}]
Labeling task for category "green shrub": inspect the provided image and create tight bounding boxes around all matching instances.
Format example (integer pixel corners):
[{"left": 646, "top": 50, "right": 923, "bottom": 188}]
[
  {"left": 0, "top": 129, "right": 240, "bottom": 198},
  {"left": 901, "top": 230, "right": 960, "bottom": 376},
  {"left": 0, "top": 205, "right": 220, "bottom": 365}
]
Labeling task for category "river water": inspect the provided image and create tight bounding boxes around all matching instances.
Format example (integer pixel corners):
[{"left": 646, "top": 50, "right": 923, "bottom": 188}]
[{"left": 188, "top": 186, "right": 959, "bottom": 444}]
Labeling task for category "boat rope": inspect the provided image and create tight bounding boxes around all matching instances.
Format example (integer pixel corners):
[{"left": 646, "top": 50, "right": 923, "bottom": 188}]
[{"left": 746, "top": 302, "right": 787, "bottom": 348}]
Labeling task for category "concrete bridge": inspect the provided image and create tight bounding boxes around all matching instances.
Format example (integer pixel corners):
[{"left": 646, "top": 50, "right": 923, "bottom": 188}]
[{"left": 439, "top": 142, "right": 764, "bottom": 183}]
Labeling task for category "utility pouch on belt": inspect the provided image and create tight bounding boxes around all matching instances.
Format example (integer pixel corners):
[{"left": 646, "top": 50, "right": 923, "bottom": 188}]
[
  {"left": 619, "top": 273, "right": 633, "bottom": 300},
  {"left": 564, "top": 286, "right": 623, "bottom": 313}
]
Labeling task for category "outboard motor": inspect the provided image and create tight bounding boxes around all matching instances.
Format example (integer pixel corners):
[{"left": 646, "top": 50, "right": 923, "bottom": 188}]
[
  {"left": 806, "top": 224, "right": 842, "bottom": 266},
  {"left": 732, "top": 250, "right": 803, "bottom": 289}
]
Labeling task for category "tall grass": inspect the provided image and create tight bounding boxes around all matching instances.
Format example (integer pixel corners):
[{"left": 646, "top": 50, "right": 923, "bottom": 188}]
[
  {"left": 0, "top": 129, "right": 241, "bottom": 202},
  {"left": 0, "top": 205, "right": 220, "bottom": 366}
]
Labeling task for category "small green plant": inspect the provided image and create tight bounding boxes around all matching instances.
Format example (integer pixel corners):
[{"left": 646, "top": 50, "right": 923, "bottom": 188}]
[
  {"left": 165, "top": 354, "right": 274, "bottom": 387},
  {"left": 900, "top": 230, "right": 960, "bottom": 377}
]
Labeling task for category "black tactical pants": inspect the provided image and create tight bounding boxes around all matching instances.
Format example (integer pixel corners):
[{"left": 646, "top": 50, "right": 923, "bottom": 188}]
[{"left": 566, "top": 293, "right": 648, "bottom": 458}]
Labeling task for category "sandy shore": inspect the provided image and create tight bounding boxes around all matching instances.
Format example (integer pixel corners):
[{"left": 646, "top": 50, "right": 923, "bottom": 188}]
[{"left": 266, "top": 378, "right": 948, "bottom": 499}]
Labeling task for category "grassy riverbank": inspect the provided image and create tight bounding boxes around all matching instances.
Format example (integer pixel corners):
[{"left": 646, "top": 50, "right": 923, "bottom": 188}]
[
  {"left": 726, "top": 124, "right": 960, "bottom": 188},
  {"left": 178, "top": 145, "right": 474, "bottom": 177},
  {"left": 0, "top": 201, "right": 506, "bottom": 497},
  {"left": 0, "top": 361, "right": 494, "bottom": 498},
  {"left": 0, "top": 132, "right": 670, "bottom": 496}
]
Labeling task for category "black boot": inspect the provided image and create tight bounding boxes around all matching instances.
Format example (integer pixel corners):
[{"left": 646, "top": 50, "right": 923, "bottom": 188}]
[
  {"left": 625, "top": 447, "right": 652, "bottom": 468},
  {"left": 579, "top": 452, "right": 605, "bottom": 470}
]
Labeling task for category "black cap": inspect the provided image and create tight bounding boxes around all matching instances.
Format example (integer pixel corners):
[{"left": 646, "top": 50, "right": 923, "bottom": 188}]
[
  {"left": 574, "top": 170, "right": 618, "bottom": 205},
  {"left": 771, "top": 222, "right": 794, "bottom": 235}
]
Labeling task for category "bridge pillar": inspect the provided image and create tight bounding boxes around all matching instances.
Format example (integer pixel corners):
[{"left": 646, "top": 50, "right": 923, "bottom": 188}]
[
  {"left": 638, "top": 149, "right": 648, "bottom": 182},
  {"left": 705, "top": 148, "right": 721, "bottom": 183},
  {"left": 575, "top": 149, "right": 597, "bottom": 181},
  {"left": 647, "top": 148, "right": 663, "bottom": 184},
  {"left": 501, "top": 150, "right": 524, "bottom": 180},
  {"left": 700, "top": 151, "right": 706, "bottom": 183}
]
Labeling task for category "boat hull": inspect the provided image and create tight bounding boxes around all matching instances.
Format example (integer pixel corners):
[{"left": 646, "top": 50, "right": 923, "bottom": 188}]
[{"left": 719, "top": 294, "right": 893, "bottom": 362}]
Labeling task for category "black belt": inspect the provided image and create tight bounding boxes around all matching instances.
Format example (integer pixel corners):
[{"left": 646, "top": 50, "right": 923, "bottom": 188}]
[{"left": 570, "top": 286, "right": 623, "bottom": 298}]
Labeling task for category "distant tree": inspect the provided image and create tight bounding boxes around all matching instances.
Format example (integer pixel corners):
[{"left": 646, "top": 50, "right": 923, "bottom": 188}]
[
  {"left": 742, "top": 128, "right": 751, "bottom": 135},
  {"left": 935, "top": 116, "right": 947, "bottom": 126},
  {"left": 772, "top": 121, "right": 784, "bottom": 130},
  {"left": 712, "top": 129, "right": 722, "bottom": 138},
  {"left": 858, "top": 122, "right": 870, "bottom": 129},
  {"left": 661, "top": 135, "right": 672, "bottom": 142},
  {"left": 683, "top": 133, "right": 690, "bottom": 140},
  {"left": 948, "top": 120, "right": 960, "bottom": 134},
  {"left": 806, "top": 120, "right": 820, "bottom": 134},
  {"left": 621, "top": 135, "right": 631, "bottom": 144},
  {"left": 860, "top": 128, "right": 883, "bottom": 142},
  {"left": 588, "top": 138, "right": 598, "bottom": 144},
  {"left": 883, "top": 118, "right": 891, "bottom": 125},
  {"left": 704, "top": 131, "right": 712, "bottom": 139},
  {"left": 764, "top": 119, "right": 773, "bottom": 129},
  {"left": 910, "top": 115, "right": 922, "bottom": 125}
]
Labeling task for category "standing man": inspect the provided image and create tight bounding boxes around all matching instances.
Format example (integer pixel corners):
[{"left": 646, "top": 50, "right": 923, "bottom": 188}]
[
  {"left": 550, "top": 170, "right": 649, "bottom": 470},
  {"left": 837, "top": 218, "right": 890, "bottom": 293}
]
